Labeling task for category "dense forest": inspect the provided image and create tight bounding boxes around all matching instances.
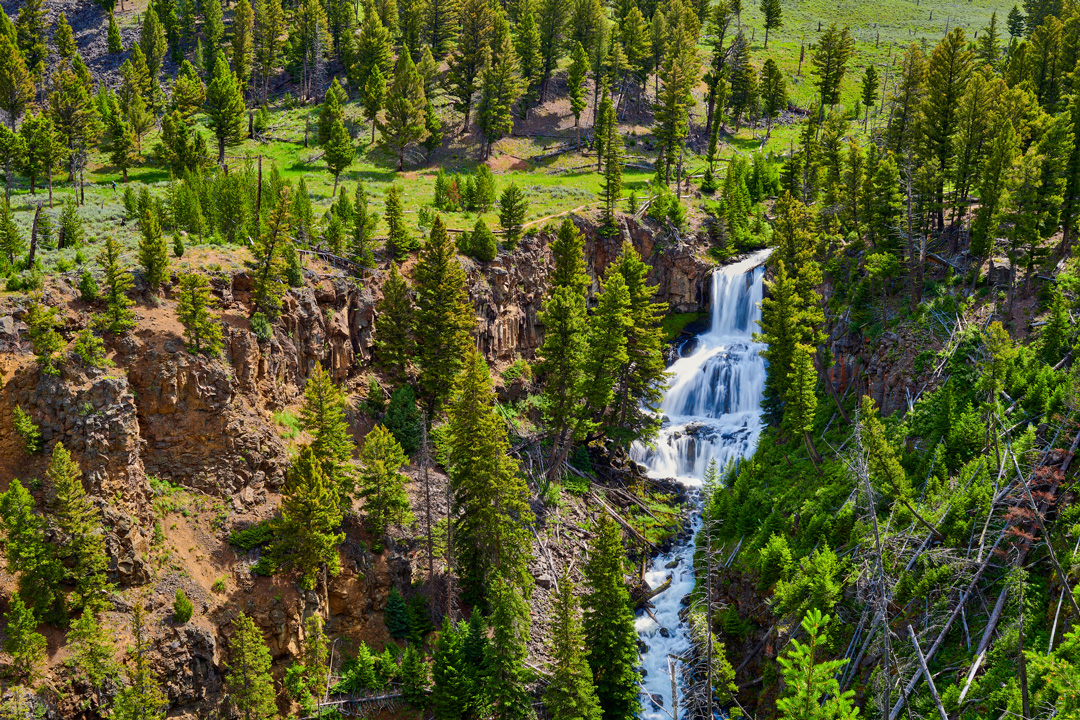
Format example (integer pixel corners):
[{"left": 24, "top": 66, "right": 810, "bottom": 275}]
[{"left": 0, "top": 0, "right": 1077, "bottom": 715}]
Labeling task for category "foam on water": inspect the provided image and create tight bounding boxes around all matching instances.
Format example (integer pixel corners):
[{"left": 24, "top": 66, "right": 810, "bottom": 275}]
[{"left": 629, "top": 250, "right": 769, "bottom": 720}]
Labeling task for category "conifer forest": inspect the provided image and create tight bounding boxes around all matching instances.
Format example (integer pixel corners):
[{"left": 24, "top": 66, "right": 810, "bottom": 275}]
[{"left": 2, "top": 0, "right": 1080, "bottom": 714}]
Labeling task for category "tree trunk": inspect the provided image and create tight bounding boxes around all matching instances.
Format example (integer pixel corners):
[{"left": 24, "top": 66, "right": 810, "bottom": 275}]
[
  {"left": 47, "top": 169, "right": 53, "bottom": 208},
  {"left": 218, "top": 135, "right": 226, "bottom": 167}
]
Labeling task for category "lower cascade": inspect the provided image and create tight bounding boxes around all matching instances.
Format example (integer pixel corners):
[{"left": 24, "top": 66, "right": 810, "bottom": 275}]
[{"left": 630, "top": 250, "right": 770, "bottom": 720}]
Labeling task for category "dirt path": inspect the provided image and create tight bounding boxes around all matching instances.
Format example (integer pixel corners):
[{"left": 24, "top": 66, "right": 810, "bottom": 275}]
[{"left": 523, "top": 201, "right": 600, "bottom": 229}]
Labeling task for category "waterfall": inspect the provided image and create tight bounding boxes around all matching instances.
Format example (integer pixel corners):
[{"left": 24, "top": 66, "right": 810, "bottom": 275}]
[{"left": 629, "top": 250, "right": 770, "bottom": 720}]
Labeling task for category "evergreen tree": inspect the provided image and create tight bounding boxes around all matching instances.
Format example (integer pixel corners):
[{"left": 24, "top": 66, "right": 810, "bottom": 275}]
[
  {"left": 300, "top": 362, "right": 355, "bottom": 499},
  {"left": 324, "top": 118, "right": 355, "bottom": 194},
  {"left": 357, "top": 424, "right": 412, "bottom": 552},
  {"left": 350, "top": 182, "right": 378, "bottom": 269},
  {"left": 18, "top": 113, "right": 63, "bottom": 201},
  {"left": 486, "top": 576, "right": 533, "bottom": 720},
  {"left": 776, "top": 610, "right": 858, "bottom": 720},
  {"left": 205, "top": 51, "right": 246, "bottom": 166},
  {"left": 414, "top": 216, "right": 475, "bottom": 413},
  {"left": 140, "top": 1, "right": 168, "bottom": 108},
  {"left": 498, "top": 183, "right": 528, "bottom": 249},
  {"left": 811, "top": 23, "right": 854, "bottom": 108},
  {"left": 432, "top": 617, "right": 469, "bottom": 719},
  {"left": 1041, "top": 286, "right": 1070, "bottom": 363},
  {"left": 447, "top": 348, "right": 535, "bottom": 602},
  {"left": 380, "top": 47, "right": 429, "bottom": 170},
  {"left": 860, "top": 64, "right": 878, "bottom": 129},
  {"left": 55, "top": 12, "right": 77, "bottom": 61},
  {"left": 67, "top": 610, "right": 119, "bottom": 708},
  {"left": 138, "top": 208, "right": 169, "bottom": 291},
  {"left": 269, "top": 446, "right": 345, "bottom": 591},
  {"left": 247, "top": 187, "right": 291, "bottom": 318},
  {"left": 98, "top": 236, "right": 136, "bottom": 334},
  {"left": 384, "top": 587, "right": 410, "bottom": 638},
  {"left": 970, "top": 121, "right": 1019, "bottom": 263},
  {"left": 103, "top": 95, "right": 137, "bottom": 182},
  {"left": 232, "top": 0, "right": 255, "bottom": 95},
  {"left": 478, "top": 12, "right": 524, "bottom": 158},
  {"left": 448, "top": 0, "right": 494, "bottom": 129},
  {"left": 25, "top": 299, "right": 63, "bottom": 376},
  {"left": 760, "top": 0, "right": 781, "bottom": 48},
  {"left": 254, "top": 0, "right": 285, "bottom": 103},
  {"left": 653, "top": 9, "right": 700, "bottom": 183},
  {"left": 544, "top": 573, "right": 603, "bottom": 720},
  {"left": 605, "top": 243, "right": 667, "bottom": 445},
  {"left": 375, "top": 262, "right": 414, "bottom": 379},
  {"left": 537, "top": 220, "right": 589, "bottom": 475},
  {"left": 352, "top": 10, "right": 394, "bottom": 94},
  {"left": 48, "top": 60, "right": 98, "bottom": 183},
  {"left": 423, "top": 99, "right": 443, "bottom": 159},
  {"left": 597, "top": 91, "right": 623, "bottom": 235},
  {"left": 576, "top": 268, "right": 631, "bottom": 438},
  {"left": 515, "top": 10, "right": 543, "bottom": 113},
  {"left": 1007, "top": 5, "right": 1025, "bottom": 37},
  {"left": 0, "top": 34, "right": 34, "bottom": 131},
  {"left": 567, "top": 42, "right": 589, "bottom": 147},
  {"left": 583, "top": 518, "right": 640, "bottom": 720},
  {"left": 384, "top": 385, "right": 423, "bottom": 454},
  {"left": 317, "top": 78, "right": 346, "bottom": 146},
  {"left": 760, "top": 58, "right": 786, "bottom": 133},
  {"left": 15, "top": 0, "right": 46, "bottom": 77},
  {"left": 202, "top": 0, "right": 226, "bottom": 64},
  {"left": 4, "top": 593, "right": 45, "bottom": 684},
  {"left": 363, "top": 67, "right": 387, "bottom": 144},
  {"left": 112, "top": 602, "right": 169, "bottom": 720},
  {"left": 49, "top": 443, "right": 111, "bottom": 613},
  {"left": 0, "top": 479, "right": 65, "bottom": 623},
  {"left": 225, "top": 613, "right": 277, "bottom": 720},
  {"left": 783, "top": 343, "right": 820, "bottom": 465},
  {"left": 385, "top": 184, "right": 417, "bottom": 260},
  {"left": 108, "top": 12, "right": 123, "bottom": 54},
  {"left": 467, "top": 217, "right": 497, "bottom": 261},
  {"left": 401, "top": 645, "right": 430, "bottom": 707},
  {"left": 176, "top": 272, "right": 224, "bottom": 356},
  {"left": 537, "top": 0, "right": 569, "bottom": 101}
]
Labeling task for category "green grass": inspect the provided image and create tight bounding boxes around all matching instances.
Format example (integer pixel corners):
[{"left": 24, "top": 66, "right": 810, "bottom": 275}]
[
  {"left": 273, "top": 409, "right": 302, "bottom": 439},
  {"left": 662, "top": 311, "right": 709, "bottom": 341}
]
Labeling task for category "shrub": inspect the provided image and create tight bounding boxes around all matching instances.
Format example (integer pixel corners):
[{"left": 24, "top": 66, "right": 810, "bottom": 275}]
[
  {"left": 173, "top": 589, "right": 194, "bottom": 623},
  {"left": 502, "top": 357, "right": 532, "bottom": 384},
  {"left": 78, "top": 270, "right": 99, "bottom": 302},
  {"left": 250, "top": 312, "right": 273, "bottom": 343},
  {"left": 173, "top": 232, "right": 185, "bottom": 258},
  {"left": 229, "top": 520, "right": 275, "bottom": 550},
  {"left": 73, "top": 329, "right": 110, "bottom": 368},
  {"left": 758, "top": 533, "right": 794, "bottom": 589},
  {"left": 365, "top": 376, "right": 386, "bottom": 414},
  {"left": 12, "top": 406, "right": 41, "bottom": 454},
  {"left": 467, "top": 218, "right": 497, "bottom": 261}
]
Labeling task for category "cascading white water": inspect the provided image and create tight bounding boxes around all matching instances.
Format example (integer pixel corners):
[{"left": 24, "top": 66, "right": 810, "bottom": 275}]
[{"left": 629, "top": 250, "right": 770, "bottom": 720}]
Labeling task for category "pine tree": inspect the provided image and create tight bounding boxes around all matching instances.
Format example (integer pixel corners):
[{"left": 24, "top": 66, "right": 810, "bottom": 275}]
[
  {"left": 350, "top": 182, "right": 379, "bottom": 269},
  {"left": 486, "top": 576, "right": 533, "bottom": 720},
  {"left": 363, "top": 67, "right": 386, "bottom": 144},
  {"left": 138, "top": 208, "right": 169, "bottom": 291},
  {"left": 176, "top": 272, "right": 224, "bottom": 355},
  {"left": 48, "top": 60, "right": 98, "bottom": 183},
  {"left": 18, "top": 113, "right": 62, "bottom": 201},
  {"left": 576, "top": 267, "right": 631, "bottom": 439},
  {"left": 401, "top": 645, "right": 430, "bottom": 707},
  {"left": 516, "top": 10, "right": 543, "bottom": 113},
  {"left": 205, "top": 51, "right": 246, "bottom": 167},
  {"left": 567, "top": 42, "right": 589, "bottom": 147},
  {"left": 49, "top": 443, "right": 111, "bottom": 613},
  {"left": 537, "top": 0, "right": 569, "bottom": 101},
  {"left": 67, "top": 610, "right": 119, "bottom": 707},
  {"left": 317, "top": 78, "right": 347, "bottom": 146},
  {"left": 760, "top": 0, "right": 781, "bottom": 48},
  {"left": 357, "top": 424, "right": 413, "bottom": 552},
  {"left": 498, "top": 184, "right": 528, "bottom": 249},
  {"left": 0, "top": 34, "right": 33, "bottom": 131},
  {"left": 478, "top": 12, "right": 524, "bottom": 158},
  {"left": 375, "top": 262, "right": 414, "bottom": 379},
  {"left": 4, "top": 593, "right": 45, "bottom": 684},
  {"left": 247, "top": 187, "right": 291, "bottom": 318},
  {"left": 385, "top": 184, "right": 416, "bottom": 260},
  {"left": 0, "top": 479, "right": 65, "bottom": 623},
  {"left": 103, "top": 95, "right": 137, "bottom": 182},
  {"left": 448, "top": 0, "right": 494, "bottom": 129},
  {"left": 55, "top": 13, "right": 77, "bottom": 61},
  {"left": 432, "top": 617, "right": 469, "bottom": 719},
  {"left": 352, "top": 10, "right": 394, "bottom": 94},
  {"left": 414, "top": 216, "right": 475, "bottom": 413},
  {"left": 653, "top": 12, "right": 700, "bottom": 183},
  {"left": 254, "top": 0, "right": 285, "bottom": 103},
  {"left": 140, "top": 1, "right": 168, "bottom": 108},
  {"left": 544, "top": 573, "right": 603, "bottom": 720},
  {"left": 269, "top": 446, "right": 345, "bottom": 590},
  {"left": 108, "top": 12, "right": 123, "bottom": 53},
  {"left": 112, "top": 602, "right": 169, "bottom": 720},
  {"left": 423, "top": 99, "right": 443, "bottom": 159},
  {"left": 776, "top": 610, "right": 858, "bottom": 720},
  {"left": 98, "top": 236, "right": 136, "bottom": 333},
  {"left": 811, "top": 23, "right": 854, "bottom": 108},
  {"left": 1007, "top": 5, "right": 1025, "bottom": 37},
  {"left": 447, "top": 348, "right": 535, "bottom": 602},
  {"left": 597, "top": 91, "right": 623, "bottom": 235},
  {"left": 26, "top": 298, "right": 64, "bottom": 375},
  {"left": 757, "top": 58, "right": 786, "bottom": 135},
  {"left": 323, "top": 118, "right": 355, "bottom": 194},
  {"left": 225, "top": 613, "right": 277, "bottom": 720},
  {"left": 970, "top": 121, "right": 1019, "bottom": 263},
  {"left": 385, "top": 587, "right": 410, "bottom": 638},
  {"left": 300, "top": 362, "right": 355, "bottom": 499},
  {"left": 538, "top": 220, "right": 589, "bottom": 476},
  {"left": 467, "top": 217, "right": 497, "bottom": 261},
  {"left": 605, "top": 243, "right": 666, "bottom": 445},
  {"left": 783, "top": 343, "right": 820, "bottom": 464},
  {"left": 14, "top": 0, "right": 46, "bottom": 77},
  {"left": 583, "top": 518, "right": 640, "bottom": 720},
  {"left": 860, "top": 64, "right": 879, "bottom": 130},
  {"left": 380, "top": 48, "right": 428, "bottom": 170},
  {"left": 232, "top": 0, "right": 255, "bottom": 96}
]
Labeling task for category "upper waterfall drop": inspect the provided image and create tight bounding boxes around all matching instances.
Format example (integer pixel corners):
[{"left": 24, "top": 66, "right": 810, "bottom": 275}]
[
  {"left": 629, "top": 250, "right": 770, "bottom": 720},
  {"left": 630, "top": 250, "right": 770, "bottom": 484}
]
